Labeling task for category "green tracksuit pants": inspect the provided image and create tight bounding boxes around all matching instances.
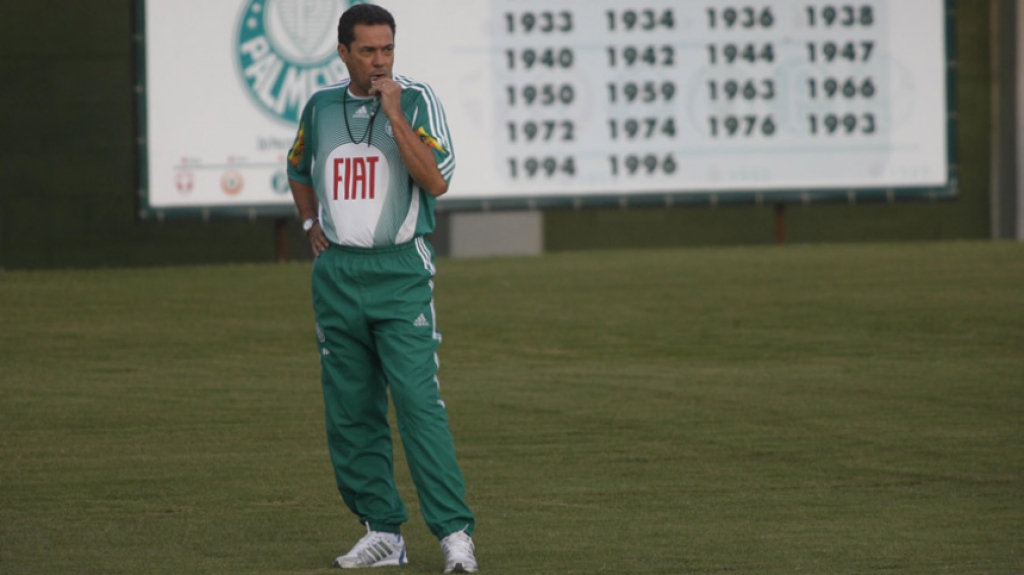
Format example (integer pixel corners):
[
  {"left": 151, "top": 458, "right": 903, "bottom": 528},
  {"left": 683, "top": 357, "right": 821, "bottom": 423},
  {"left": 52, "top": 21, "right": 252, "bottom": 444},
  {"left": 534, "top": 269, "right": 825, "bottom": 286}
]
[{"left": 311, "top": 238, "right": 474, "bottom": 540}]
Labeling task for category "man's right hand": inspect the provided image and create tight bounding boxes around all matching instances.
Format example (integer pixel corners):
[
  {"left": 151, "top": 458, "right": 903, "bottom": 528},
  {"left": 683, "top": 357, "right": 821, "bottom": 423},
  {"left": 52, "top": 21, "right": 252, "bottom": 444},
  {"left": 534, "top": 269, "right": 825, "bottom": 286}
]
[
  {"left": 288, "top": 179, "right": 327, "bottom": 258},
  {"left": 307, "top": 222, "right": 329, "bottom": 257}
]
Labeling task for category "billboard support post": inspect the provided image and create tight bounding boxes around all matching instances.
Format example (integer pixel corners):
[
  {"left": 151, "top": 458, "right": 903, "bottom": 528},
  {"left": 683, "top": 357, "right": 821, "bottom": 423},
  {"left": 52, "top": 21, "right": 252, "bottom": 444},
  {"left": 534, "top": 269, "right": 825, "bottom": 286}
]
[
  {"left": 991, "top": 0, "right": 1022, "bottom": 239},
  {"left": 775, "top": 204, "right": 787, "bottom": 246},
  {"left": 275, "top": 218, "right": 289, "bottom": 263}
]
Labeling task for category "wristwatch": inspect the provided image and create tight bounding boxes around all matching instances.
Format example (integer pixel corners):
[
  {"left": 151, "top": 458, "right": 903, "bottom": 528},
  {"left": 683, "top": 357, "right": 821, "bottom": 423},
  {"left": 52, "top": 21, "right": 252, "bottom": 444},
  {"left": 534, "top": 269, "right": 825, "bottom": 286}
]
[{"left": 302, "top": 217, "right": 319, "bottom": 233}]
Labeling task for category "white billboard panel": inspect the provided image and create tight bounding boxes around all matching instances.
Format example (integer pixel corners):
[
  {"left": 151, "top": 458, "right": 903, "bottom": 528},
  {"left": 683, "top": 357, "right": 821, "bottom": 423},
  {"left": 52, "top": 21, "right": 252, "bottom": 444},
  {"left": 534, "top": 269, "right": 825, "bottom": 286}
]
[{"left": 140, "top": 0, "right": 953, "bottom": 213}]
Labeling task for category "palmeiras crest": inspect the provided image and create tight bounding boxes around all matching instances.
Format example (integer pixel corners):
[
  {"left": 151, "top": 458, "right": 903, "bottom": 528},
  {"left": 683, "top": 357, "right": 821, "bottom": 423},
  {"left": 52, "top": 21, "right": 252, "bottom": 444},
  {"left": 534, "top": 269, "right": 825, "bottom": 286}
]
[{"left": 235, "top": 0, "right": 367, "bottom": 124}]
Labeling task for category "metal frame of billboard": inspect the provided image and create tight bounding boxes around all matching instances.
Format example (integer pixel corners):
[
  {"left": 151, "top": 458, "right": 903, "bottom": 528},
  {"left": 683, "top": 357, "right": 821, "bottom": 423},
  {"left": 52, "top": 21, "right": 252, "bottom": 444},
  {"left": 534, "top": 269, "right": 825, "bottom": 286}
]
[{"left": 133, "top": 0, "right": 958, "bottom": 221}]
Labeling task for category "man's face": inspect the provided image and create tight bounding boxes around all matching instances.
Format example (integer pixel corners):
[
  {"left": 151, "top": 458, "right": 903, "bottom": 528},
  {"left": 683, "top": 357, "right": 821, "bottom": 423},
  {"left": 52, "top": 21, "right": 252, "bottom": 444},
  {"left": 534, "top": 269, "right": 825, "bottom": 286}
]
[{"left": 338, "top": 24, "right": 395, "bottom": 97}]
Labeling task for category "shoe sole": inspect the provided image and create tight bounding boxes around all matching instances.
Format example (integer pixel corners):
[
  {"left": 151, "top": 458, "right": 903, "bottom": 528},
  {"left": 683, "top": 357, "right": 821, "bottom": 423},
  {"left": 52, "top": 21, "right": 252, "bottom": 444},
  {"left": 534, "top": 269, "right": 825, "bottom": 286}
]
[
  {"left": 334, "top": 551, "right": 408, "bottom": 569},
  {"left": 334, "top": 560, "right": 406, "bottom": 569}
]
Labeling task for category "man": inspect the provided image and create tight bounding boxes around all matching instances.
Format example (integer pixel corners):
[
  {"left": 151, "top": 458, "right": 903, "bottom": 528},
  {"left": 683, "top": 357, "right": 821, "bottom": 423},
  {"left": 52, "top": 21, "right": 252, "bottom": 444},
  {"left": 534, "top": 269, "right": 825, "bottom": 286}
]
[{"left": 286, "top": 5, "right": 477, "bottom": 573}]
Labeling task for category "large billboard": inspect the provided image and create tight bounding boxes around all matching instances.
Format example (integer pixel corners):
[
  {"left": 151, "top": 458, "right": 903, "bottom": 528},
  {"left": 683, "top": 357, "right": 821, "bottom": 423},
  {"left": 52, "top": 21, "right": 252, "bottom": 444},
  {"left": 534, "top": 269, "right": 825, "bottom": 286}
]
[{"left": 137, "top": 0, "right": 956, "bottom": 217}]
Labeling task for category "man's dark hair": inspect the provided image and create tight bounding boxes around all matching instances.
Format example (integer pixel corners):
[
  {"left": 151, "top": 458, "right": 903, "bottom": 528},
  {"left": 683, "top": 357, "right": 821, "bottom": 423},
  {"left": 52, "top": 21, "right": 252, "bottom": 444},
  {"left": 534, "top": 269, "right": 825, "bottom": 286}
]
[{"left": 337, "top": 4, "right": 396, "bottom": 47}]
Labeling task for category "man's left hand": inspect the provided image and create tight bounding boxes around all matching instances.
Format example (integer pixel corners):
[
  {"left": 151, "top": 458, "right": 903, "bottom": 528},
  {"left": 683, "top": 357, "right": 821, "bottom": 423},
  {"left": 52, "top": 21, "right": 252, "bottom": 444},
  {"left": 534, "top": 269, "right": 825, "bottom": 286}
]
[{"left": 369, "top": 76, "right": 402, "bottom": 120}]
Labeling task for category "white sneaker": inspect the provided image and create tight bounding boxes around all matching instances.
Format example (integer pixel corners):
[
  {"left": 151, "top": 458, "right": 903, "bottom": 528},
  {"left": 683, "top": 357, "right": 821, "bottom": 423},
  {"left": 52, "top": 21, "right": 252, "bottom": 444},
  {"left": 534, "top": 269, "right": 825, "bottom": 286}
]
[
  {"left": 441, "top": 530, "right": 478, "bottom": 573},
  {"left": 333, "top": 524, "right": 408, "bottom": 569}
]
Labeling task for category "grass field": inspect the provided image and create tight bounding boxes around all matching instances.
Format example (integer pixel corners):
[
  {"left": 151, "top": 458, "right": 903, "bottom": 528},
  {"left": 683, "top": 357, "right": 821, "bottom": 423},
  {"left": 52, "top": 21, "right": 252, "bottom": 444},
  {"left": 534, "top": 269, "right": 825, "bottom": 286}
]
[{"left": 1, "top": 241, "right": 1022, "bottom": 574}]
